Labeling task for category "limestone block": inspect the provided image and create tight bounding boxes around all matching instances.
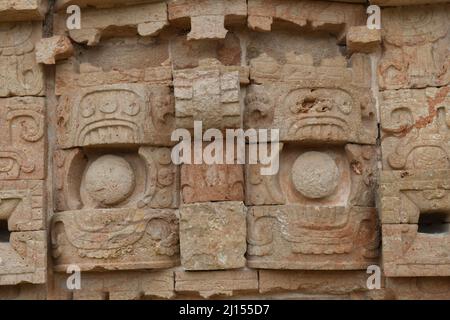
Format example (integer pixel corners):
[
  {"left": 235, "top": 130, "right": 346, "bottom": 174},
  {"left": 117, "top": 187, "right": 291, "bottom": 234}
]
[
  {"left": 247, "top": 0, "right": 365, "bottom": 41},
  {"left": 380, "top": 87, "right": 450, "bottom": 170},
  {"left": 56, "top": 84, "right": 175, "bottom": 148},
  {"left": 55, "top": 37, "right": 171, "bottom": 95},
  {"left": 54, "top": 2, "right": 168, "bottom": 45},
  {"left": 36, "top": 36, "right": 74, "bottom": 65},
  {"left": 0, "top": 284, "right": 46, "bottom": 300},
  {"left": 0, "top": 231, "right": 46, "bottom": 285},
  {"left": 51, "top": 270, "right": 174, "bottom": 300},
  {"left": 174, "top": 59, "right": 242, "bottom": 131},
  {"left": 55, "top": 0, "right": 164, "bottom": 10},
  {"left": 347, "top": 26, "right": 381, "bottom": 53},
  {"left": 249, "top": 51, "right": 371, "bottom": 86},
  {"left": 247, "top": 206, "right": 379, "bottom": 270},
  {"left": 380, "top": 170, "right": 450, "bottom": 276},
  {"left": 175, "top": 270, "right": 258, "bottom": 298},
  {"left": 181, "top": 163, "right": 244, "bottom": 204},
  {"left": 170, "top": 32, "right": 245, "bottom": 73},
  {"left": 383, "top": 224, "right": 450, "bottom": 277},
  {"left": 54, "top": 147, "right": 179, "bottom": 211},
  {"left": 168, "top": 0, "right": 247, "bottom": 40},
  {"left": 0, "top": 0, "right": 48, "bottom": 21},
  {"left": 0, "top": 97, "right": 45, "bottom": 180},
  {"left": 259, "top": 270, "right": 384, "bottom": 296},
  {"left": 181, "top": 141, "right": 244, "bottom": 204},
  {"left": 378, "top": 4, "right": 450, "bottom": 90},
  {"left": 246, "top": 144, "right": 377, "bottom": 207},
  {"left": 0, "top": 22, "right": 44, "bottom": 97},
  {"left": 380, "top": 170, "right": 450, "bottom": 224},
  {"left": 0, "top": 180, "right": 45, "bottom": 231},
  {"left": 179, "top": 202, "right": 247, "bottom": 270},
  {"left": 385, "top": 277, "right": 450, "bottom": 300},
  {"left": 51, "top": 208, "right": 180, "bottom": 272}
]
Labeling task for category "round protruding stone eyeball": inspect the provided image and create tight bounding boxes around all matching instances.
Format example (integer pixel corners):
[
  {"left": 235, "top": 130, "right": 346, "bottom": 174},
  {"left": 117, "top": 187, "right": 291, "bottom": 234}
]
[
  {"left": 84, "top": 155, "right": 135, "bottom": 206},
  {"left": 291, "top": 151, "right": 339, "bottom": 199}
]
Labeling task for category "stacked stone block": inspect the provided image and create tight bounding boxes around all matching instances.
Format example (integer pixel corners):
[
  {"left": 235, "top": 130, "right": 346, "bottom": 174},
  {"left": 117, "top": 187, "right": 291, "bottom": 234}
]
[
  {"left": 0, "top": 0, "right": 449, "bottom": 300},
  {"left": 0, "top": 0, "right": 47, "bottom": 288},
  {"left": 378, "top": 4, "right": 450, "bottom": 280}
]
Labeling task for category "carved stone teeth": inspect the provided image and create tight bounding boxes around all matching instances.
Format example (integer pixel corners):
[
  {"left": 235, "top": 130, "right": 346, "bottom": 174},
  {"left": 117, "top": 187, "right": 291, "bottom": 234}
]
[
  {"left": 323, "top": 125, "right": 332, "bottom": 139},
  {"left": 313, "top": 124, "right": 321, "bottom": 138}
]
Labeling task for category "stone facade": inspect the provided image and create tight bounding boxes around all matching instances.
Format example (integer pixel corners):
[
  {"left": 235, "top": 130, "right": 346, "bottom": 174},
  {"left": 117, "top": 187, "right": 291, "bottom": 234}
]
[{"left": 0, "top": 0, "right": 449, "bottom": 300}]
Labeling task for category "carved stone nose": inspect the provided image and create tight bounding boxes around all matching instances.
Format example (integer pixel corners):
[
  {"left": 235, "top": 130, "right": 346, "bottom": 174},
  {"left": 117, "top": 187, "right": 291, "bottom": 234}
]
[{"left": 314, "top": 100, "right": 333, "bottom": 112}]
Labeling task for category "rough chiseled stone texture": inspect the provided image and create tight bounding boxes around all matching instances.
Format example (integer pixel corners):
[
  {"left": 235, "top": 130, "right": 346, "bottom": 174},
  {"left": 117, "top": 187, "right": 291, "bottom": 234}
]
[
  {"left": 0, "top": 6, "right": 47, "bottom": 287},
  {"left": 0, "top": 21, "right": 44, "bottom": 97},
  {"left": 173, "top": 59, "right": 242, "bottom": 131},
  {"left": 0, "top": 0, "right": 48, "bottom": 22},
  {"left": 36, "top": 36, "right": 74, "bottom": 65},
  {"left": 54, "top": 2, "right": 168, "bottom": 45},
  {"left": 378, "top": 4, "right": 450, "bottom": 90},
  {"left": 179, "top": 202, "right": 247, "bottom": 270},
  {"left": 0, "top": 0, "right": 449, "bottom": 300},
  {"left": 175, "top": 269, "right": 258, "bottom": 298},
  {"left": 377, "top": 3, "right": 450, "bottom": 281}
]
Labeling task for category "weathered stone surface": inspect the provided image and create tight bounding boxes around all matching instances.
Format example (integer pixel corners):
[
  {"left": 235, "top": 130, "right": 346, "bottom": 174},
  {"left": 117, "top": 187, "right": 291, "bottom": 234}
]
[
  {"left": 259, "top": 270, "right": 385, "bottom": 298},
  {"left": 347, "top": 26, "right": 381, "bottom": 53},
  {"left": 56, "top": 84, "right": 175, "bottom": 148},
  {"left": 385, "top": 277, "right": 450, "bottom": 300},
  {"left": 383, "top": 224, "right": 450, "bottom": 277},
  {"left": 55, "top": 37, "right": 171, "bottom": 95},
  {"left": 380, "top": 87, "right": 450, "bottom": 170},
  {"left": 247, "top": 0, "right": 365, "bottom": 39},
  {"left": 54, "top": 147, "right": 179, "bottom": 211},
  {"left": 248, "top": 51, "right": 371, "bottom": 86},
  {"left": 0, "top": 284, "right": 46, "bottom": 300},
  {"left": 179, "top": 202, "right": 246, "bottom": 270},
  {"left": 246, "top": 144, "right": 379, "bottom": 271},
  {"left": 51, "top": 270, "right": 174, "bottom": 300},
  {"left": 36, "top": 36, "right": 73, "bottom": 65},
  {"left": 181, "top": 141, "right": 244, "bottom": 204},
  {"left": 0, "top": 0, "right": 48, "bottom": 21},
  {"left": 0, "top": 97, "right": 45, "bottom": 180},
  {"left": 0, "top": 231, "right": 46, "bottom": 285},
  {"left": 247, "top": 206, "right": 379, "bottom": 270},
  {"left": 378, "top": 4, "right": 450, "bottom": 90},
  {"left": 246, "top": 54, "right": 376, "bottom": 144},
  {"left": 51, "top": 208, "right": 179, "bottom": 272},
  {"left": 54, "top": 0, "right": 161, "bottom": 10},
  {"left": 380, "top": 170, "right": 450, "bottom": 276},
  {"left": 174, "top": 59, "right": 241, "bottom": 131},
  {"left": 175, "top": 269, "right": 258, "bottom": 298},
  {"left": 4, "top": 0, "right": 450, "bottom": 300},
  {"left": 54, "top": 2, "right": 168, "bottom": 45},
  {"left": 246, "top": 144, "right": 377, "bottom": 207},
  {"left": 380, "top": 170, "right": 450, "bottom": 224},
  {"left": 171, "top": 32, "right": 244, "bottom": 71},
  {"left": 0, "top": 180, "right": 45, "bottom": 231},
  {"left": 168, "top": 0, "right": 247, "bottom": 40},
  {"left": 0, "top": 22, "right": 44, "bottom": 97},
  {"left": 181, "top": 163, "right": 244, "bottom": 204}
]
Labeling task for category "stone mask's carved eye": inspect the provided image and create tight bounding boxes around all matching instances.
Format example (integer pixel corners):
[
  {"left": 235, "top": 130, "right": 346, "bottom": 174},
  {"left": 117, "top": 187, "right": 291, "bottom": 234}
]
[
  {"left": 338, "top": 100, "right": 352, "bottom": 114},
  {"left": 122, "top": 101, "right": 140, "bottom": 116},
  {"left": 81, "top": 99, "right": 95, "bottom": 118},
  {"left": 339, "top": 101, "right": 352, "bottom": 114},
  {"left": 99, "top": 100, "right": 117, "bottom": 114}
]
